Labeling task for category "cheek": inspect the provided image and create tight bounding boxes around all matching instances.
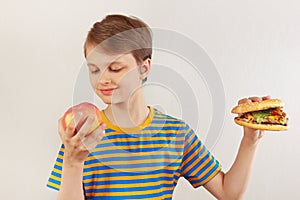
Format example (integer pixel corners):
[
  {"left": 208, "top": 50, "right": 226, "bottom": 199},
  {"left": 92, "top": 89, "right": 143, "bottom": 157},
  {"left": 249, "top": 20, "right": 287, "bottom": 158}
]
[
  {"left": 89, "top": 74, "right": 98, "bottom": 88},
  {"left": 118, "top": 69, "right": 141, "bottom": 85}
]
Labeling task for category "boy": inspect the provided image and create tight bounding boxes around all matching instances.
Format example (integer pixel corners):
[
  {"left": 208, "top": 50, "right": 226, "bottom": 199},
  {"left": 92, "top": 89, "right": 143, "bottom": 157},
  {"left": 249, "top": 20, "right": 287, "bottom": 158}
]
[{"left": 47, "top": 14, "right": 271, "bottom": 199}]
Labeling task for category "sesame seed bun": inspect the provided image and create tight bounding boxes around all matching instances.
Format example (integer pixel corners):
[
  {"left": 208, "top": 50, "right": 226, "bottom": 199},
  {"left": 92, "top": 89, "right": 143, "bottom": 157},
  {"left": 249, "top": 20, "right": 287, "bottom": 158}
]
[{"left": 231, "top": 99, "right": 284, "bottom": 114}]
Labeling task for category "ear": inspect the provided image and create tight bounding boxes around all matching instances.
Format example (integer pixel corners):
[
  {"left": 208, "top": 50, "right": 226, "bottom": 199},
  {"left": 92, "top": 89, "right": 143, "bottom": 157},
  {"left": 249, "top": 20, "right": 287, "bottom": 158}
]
[{"left": 139, "top": 58, "right": 151, "bottom": 80}]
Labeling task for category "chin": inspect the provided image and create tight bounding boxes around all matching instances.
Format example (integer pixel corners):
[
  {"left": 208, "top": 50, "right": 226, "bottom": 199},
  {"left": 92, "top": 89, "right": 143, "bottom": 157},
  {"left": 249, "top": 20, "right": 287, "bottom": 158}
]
[
  {"left": 98, "top": 96, "right": 124, "bottom": 105},
  {"left": 95, "top": 90, "right": 128, "bottom": 105}
]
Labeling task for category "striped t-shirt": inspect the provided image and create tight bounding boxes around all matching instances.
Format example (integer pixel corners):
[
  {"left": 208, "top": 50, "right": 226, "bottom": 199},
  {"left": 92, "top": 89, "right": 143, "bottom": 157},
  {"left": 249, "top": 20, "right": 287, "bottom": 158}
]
[{"left": 47, "top": 106, "right": 221, "bottom": 199}]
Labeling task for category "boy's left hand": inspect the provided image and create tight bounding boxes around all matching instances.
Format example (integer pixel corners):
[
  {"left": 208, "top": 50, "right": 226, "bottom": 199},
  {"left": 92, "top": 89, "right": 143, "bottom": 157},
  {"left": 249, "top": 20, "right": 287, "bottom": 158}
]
[{"left": 237, "top": 95, "right": 272, "bottom": 144}]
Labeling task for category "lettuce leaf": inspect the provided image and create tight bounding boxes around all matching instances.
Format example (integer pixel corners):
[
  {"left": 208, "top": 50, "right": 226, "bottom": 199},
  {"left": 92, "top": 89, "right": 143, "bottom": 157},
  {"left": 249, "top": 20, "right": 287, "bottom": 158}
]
[{"left": 252, "top": 109, "right": 274, "bottom": 124}]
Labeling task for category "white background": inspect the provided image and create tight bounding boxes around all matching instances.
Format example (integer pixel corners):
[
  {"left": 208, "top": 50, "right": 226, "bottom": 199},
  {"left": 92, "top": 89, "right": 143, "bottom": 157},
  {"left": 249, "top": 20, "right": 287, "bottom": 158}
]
[{"left": 1, "top": 0, "right": 300, "bottom": 199}]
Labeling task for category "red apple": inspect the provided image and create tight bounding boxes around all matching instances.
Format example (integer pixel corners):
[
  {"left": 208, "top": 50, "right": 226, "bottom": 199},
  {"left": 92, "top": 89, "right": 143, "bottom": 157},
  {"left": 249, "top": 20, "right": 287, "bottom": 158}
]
[{"left": 62, "top": 102, "right": 102, "bottom": 134}]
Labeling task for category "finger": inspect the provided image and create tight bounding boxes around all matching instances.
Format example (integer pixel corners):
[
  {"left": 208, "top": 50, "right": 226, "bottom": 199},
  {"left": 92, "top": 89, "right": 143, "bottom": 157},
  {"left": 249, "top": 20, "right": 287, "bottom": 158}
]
[
  {"left": 65, "top": 112, "right": 84, "bottom": 137},
  {"left": 100, "top": 122, "right": 107, "bottom": 130},
  {"left": 77, "top": 115, "right": 97, "bottom": 138},
  {"left": 81, "top": 127, "right": 105, "bottom": 151},
  {"left": 248, "top": 96, "right": 262, "bottom": 102},
  {"left": 96, "top": 130, "right": 105, "bottom": 143},
  {"left": 89, "top": 122, "right": 106, "bottom": 138},
  {"left": 58, "top": 117, "right": 64, "bottom": 139},
  {"left": 87, "top": 126, "right": 105, "bottom": 142},
  {"left": 262, "top": 95, "right": 271, "bottom": 100},
  {"left": 238, "top": 98, "right": 252, "bottom": 104}
]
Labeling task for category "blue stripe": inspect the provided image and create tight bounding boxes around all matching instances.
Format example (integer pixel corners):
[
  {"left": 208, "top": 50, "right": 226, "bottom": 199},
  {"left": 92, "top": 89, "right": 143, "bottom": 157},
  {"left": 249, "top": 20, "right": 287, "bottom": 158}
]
[
  {"left": 83, "top": 161, "right": 181, "bottom": 172},
  {"left": 56, "top": 157, "right": 63, "bottom": 163},
  {"left": 51, "top": 170, "right": 61, "bottom": 178},
  {"left": 182, "top": 141, "right": 206, "bottom": 172},
  {"left": 185, "top": 127, "right": 195, "bottom": 141},
  {"left": 190, "top": 154, "right": 214, "bottom": 176},
  {"left": 151, "top": 119, "right": 182, "bottom": 124},
  {"left": 90, "top": 190, "right": 170, "bottom": 200},
  {"left": 105, "top": 132, "right": 185, "bottom": 139},
  {"left": 48, "top": 177, "right": 60, "bottom": 186},
  {"left": 83, "top": 169, "right": 177, "bottom": 180},
  {"left": 58, "top": 150, "right": 64, "bottom": 156},
  {"left": 46, "top": 184, "right": 59, "bottom": 191},
  {"left": 184, "top": 151, "right": 209, "bottom": 175},
  {"left": 144, "top": 126, "right": 182, "bottom": 131},
  {"left": 84, "top": 177, "right": 172, "bottom": 186},
  {"left": 131, "top": 132, "right": 185, "bottom": 138},
  {"left": 104, "top": 128, "right": 116, "bottom": 133},
  {"left": 97, "top": 139, "right": 183, "bottom": 147},
  {"left": 54, "top": 165, "right": 62, "bottom": 171},
  {"left": 193, "top": 161, "right": 220, "bottom": 185},
  {"left": 85, "top": 183, "right": 174, "bottom": 193},
  {"left": 86, "top": 154, "right": 181, "bottom": 163},
  {"left": 105, "top": 134, "right": 136, "bottom": 139},
  {"left": 90, "top": 147, "right": 182, "bottom": 155}
]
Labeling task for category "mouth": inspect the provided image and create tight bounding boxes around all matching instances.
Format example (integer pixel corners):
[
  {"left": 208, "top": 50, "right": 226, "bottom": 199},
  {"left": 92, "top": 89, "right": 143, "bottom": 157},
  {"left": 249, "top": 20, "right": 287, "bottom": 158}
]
[{"left": 98, "top": 88, "right": 117, "bottom": 95}]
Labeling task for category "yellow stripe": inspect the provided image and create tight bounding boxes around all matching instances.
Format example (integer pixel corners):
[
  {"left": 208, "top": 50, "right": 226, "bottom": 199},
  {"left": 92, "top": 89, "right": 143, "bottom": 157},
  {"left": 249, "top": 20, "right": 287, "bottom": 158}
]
[
  {"left": 153, "top": 116, "right": 178, "bottom": 121},
  {"left": 53, "top": 160, "right": 179, "bottom": 173},
  {"left": 104, "top": 129, "right": 185, "bottom": 136},
  {"left": 86, "top": 186, "right": 173, "bottom": 197},
  {"left": 47, "top": 181, "right": 59, "bottom": 190},
  {"left": 182, "top": 137, "right": 205, "bottom": 167},
  {"left": 183, "top": 127, "right": 194, "bottom": 146},
  {"left": 99, "top": 136, "right": 183, "bottom": 144},
  {"left": 53, "top": 168, "right": 62, "bottom": 174},
  {"left": 84, "top": 158, "right": 182, "bottom": 167},
  {"left": 54, "top": 158, "right": 181, "bottom": 173},
  {"left": 147, "top": 123, "right": 183, "bottom": 127},
  {"left": 183, "top": 149, "right": 210, "bottom": 176},
  {"left": 84, "top": 164, "right": 179, "bottom": 173},
  {"left": 84, "top": 180, "right": 172, "bottom": 190},
  {"left": 49, "top": 174, "right": 61, "bottom": 182},
  {"left": 56, "top": 150, "right": 182, "bottom": 162},
  {"left": 143, "top": 193, "right": 172, "bottom": 200},
  {"left": 93, "top": 143, "right": 182, "bottom": 152},
  {"left": 194, "top": 165, "right": 221, "bottom": 186},
  {"left": 189, "top": 158, "right": 216, "bottom": 181},
  {"left": 83, "top": 173, "right": 174, "bottom": 183}
]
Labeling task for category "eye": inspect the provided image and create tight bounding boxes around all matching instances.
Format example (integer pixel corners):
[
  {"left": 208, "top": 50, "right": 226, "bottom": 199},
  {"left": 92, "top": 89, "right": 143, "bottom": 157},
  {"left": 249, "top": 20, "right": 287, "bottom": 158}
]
[
  {"left": 87, "top": 63, "right": 100, "bottom": 74},
  {"left": 90, "top": 69, "right": 100, "bottom": 74},
  {"left": 109, "top": 67, "right": 122, "bottom": 72}
]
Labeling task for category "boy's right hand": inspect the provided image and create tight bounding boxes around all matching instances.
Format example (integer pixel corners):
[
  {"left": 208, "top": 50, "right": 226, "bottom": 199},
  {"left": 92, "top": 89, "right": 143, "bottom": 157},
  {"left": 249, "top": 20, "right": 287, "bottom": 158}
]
[{"left": 58, "top": 113, "right": 106, "bottom": 164}]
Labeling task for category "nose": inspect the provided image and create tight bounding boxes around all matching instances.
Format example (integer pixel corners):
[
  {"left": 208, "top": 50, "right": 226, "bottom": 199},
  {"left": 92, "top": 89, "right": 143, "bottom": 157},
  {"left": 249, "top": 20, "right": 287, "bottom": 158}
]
[{"left": 99, "top": 68, "right": 111, "bottom": 85}]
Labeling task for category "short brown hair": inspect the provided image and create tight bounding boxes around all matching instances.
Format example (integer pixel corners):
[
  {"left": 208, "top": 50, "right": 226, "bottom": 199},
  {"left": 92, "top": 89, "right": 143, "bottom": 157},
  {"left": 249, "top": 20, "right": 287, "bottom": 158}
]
[{"left": 84, "top": 14, "right": 152, "bottom": 65}]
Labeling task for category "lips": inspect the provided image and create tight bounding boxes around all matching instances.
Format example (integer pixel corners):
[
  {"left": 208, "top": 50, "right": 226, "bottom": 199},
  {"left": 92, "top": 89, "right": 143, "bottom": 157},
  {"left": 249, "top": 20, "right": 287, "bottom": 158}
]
[{"left": 98, "top": 88, "right": 116, "bottom": 95}]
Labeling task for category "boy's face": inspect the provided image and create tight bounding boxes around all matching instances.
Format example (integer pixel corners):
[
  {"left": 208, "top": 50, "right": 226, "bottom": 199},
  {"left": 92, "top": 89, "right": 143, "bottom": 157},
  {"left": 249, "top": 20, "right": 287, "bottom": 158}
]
[{"left": 85, "top": 45, "right": 146, "bottom": 105}]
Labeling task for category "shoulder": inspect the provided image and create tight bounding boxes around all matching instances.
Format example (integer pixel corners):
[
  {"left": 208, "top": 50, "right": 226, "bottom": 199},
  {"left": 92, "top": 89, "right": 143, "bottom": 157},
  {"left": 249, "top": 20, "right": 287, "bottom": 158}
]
[{"left": 152, "top": 107, "right": 189, "bottom": 129}]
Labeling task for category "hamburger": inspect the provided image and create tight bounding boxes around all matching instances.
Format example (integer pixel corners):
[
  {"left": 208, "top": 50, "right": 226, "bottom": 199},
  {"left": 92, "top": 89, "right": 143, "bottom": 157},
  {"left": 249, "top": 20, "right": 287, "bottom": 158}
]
[{"left": 231, "top": 99, "right": 289, "bottom": 131}]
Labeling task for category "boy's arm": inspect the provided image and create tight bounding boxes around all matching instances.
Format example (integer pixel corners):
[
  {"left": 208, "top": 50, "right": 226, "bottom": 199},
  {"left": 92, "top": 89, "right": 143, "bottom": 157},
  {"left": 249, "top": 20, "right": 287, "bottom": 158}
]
[
  {"left": 203, "top": 96, "right": 270, "bottom": 200},
  {"left": 56, "top": 115, "right": 106, "bottom": 200},
  {"left": 204, "top": 134, "right": 260, "bottom": 199},
  {"left": 58, "top": 160, "right": 85, "bottom": 200}
]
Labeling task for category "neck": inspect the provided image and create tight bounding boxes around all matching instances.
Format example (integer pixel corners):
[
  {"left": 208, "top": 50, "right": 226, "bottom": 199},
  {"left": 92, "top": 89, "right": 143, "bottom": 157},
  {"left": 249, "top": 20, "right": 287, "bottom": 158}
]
[{"left": 104, "top": 90, "right": 150, "bottom": 128}]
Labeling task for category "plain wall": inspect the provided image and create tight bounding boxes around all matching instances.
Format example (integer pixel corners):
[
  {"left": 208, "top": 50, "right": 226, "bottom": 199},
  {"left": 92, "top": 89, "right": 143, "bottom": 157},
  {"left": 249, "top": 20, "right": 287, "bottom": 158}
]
[{"left": 1, "top": 0, "right": 299, "bottom": 199}]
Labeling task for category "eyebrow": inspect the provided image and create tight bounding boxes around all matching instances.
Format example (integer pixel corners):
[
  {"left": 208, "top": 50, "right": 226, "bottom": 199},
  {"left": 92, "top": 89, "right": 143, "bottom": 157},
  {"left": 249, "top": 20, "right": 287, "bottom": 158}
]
[
  {"left": 87, "top": 63, "right": 98, "bottom": 67},
  {"left": 87, "top": 61, "right": 127, "bottom": 68}
]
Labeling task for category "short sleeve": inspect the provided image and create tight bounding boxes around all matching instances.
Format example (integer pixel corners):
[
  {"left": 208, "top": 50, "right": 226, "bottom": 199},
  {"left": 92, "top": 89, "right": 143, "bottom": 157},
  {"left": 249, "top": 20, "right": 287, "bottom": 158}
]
[
  {"left": 46, "top": 144, "right": 65, "bottom": 191},
  {"left": 180, "top": 123, "right": 222, "bottom": 188}
]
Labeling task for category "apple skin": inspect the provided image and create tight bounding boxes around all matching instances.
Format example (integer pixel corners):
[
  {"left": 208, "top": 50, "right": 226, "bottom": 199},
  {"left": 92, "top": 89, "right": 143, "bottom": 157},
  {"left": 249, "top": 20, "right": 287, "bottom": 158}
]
[{"left": 62, "top": 102, "right": 102, "bottom": 134}]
